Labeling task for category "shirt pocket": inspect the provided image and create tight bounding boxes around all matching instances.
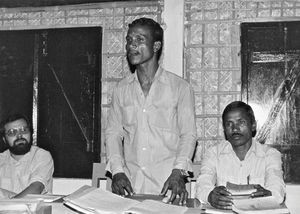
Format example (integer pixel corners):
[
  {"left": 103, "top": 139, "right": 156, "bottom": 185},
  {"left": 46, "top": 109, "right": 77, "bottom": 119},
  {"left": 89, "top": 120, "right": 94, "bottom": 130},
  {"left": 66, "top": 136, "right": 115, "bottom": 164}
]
[
  {"left": 121, "top": 106, "right": 137, "bottom": 127},
  {"left": 148, "top": 102, "right": 176, "bottom": 131}
]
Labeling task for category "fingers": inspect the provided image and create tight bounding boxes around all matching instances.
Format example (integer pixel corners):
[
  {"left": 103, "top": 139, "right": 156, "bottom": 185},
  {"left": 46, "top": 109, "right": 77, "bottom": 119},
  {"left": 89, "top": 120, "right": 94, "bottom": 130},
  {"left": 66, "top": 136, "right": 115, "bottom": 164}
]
[
  {"left": 160, "top": 182, "right": 169, "bottom": 196},
  {"left": 178, "top": 190, "right": 188, "bottom": 206},
  {"left": 124, "top": 183, "right": 134, "bottom": 196},
  {"left": 112, "top": 173, "right": 133, "bottom": 196},
  {"left": 208, "top": 187, "right": 233, "bottom": 210}
]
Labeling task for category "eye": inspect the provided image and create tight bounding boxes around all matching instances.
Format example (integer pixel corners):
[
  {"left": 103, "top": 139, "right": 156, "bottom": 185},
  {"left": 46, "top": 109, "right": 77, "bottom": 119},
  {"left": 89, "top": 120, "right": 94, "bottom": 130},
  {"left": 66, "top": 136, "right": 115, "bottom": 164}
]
[
  {"left": 126, "top": 36, "right": 132, "bottom": 43},
  {"left": 239, "top": 120, "right": 246, "bottom": 126},
  {"left": 224, "top": 121, "right": 232, "bottom": 128}
]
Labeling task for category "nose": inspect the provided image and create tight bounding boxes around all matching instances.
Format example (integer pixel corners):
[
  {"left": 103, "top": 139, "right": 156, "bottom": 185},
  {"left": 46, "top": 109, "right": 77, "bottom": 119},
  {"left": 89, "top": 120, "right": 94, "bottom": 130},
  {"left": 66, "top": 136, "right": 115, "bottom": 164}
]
[
  {"left": 128, "top": 39, "right": 137, "bottom": 49},
  {"left": 16, "top": 132, "right": 23, "bottom": 139},
  {"left": 232, "top": 123, "right": 240, "bottom": 131}
]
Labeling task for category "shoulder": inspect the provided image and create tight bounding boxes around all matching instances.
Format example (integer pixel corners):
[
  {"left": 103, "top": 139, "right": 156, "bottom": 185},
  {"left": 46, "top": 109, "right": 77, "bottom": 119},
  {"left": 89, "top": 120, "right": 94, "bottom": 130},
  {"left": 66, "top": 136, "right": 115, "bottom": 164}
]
[
  {"left": 163, "top": 69, "right": 191, "bottom": 87},
  {"left": 204, "top": 141, "right": 231, "bottom": 158},
  {"left": 31, "top": 146, "right": 53, "bottom": 160},
  {"left": 0, "top": 150, "right": 9, "bottom": 165},
  {"left": 254, "top": 141, "right": 281, "bottom": 157}
]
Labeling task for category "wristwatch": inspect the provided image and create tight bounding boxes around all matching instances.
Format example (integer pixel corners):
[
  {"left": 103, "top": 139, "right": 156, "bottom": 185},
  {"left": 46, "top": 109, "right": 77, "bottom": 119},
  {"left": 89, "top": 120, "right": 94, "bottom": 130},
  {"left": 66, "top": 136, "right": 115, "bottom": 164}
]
[{"left": 179, "top": 169, "right": 190, "bottom": 177}]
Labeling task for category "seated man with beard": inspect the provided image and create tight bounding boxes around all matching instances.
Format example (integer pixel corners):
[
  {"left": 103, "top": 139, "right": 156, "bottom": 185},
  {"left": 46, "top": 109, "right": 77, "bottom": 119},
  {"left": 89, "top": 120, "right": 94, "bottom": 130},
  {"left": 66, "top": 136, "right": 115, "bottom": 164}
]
[{"left": 0, "top": 114, "right": 54, "bottom": 199}]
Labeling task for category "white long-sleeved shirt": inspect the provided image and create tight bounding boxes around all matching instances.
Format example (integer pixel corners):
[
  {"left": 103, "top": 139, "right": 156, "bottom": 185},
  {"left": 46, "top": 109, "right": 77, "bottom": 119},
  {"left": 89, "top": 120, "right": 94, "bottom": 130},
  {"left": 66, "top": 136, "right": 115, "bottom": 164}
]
[
  {"left": 105, "top": 66, "right": 196, "bottom": 194},
  {"left": 196, "top": 140, "right": 286, "bottom": 204}
]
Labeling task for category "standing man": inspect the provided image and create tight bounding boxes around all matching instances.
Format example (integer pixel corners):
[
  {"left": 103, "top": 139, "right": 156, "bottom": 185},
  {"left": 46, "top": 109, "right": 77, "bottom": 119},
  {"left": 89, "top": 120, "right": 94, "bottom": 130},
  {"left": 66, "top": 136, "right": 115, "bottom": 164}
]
[
  {"left": 105, "top": 17, "right": 196, "bottom": 205},
  {"left": 196, "top": 101, "right": 286, "bottom": 210},
  {"left": 0, "top": 114, "right": 54, "bottom": 199}
]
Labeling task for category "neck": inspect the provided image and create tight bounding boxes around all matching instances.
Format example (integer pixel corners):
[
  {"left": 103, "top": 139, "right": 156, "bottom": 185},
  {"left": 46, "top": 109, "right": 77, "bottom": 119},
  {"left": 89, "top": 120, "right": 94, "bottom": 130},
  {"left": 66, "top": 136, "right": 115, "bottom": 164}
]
[
  {"left": 233, "top": 141, "right": 252, "bottom": 161},
  {"left": 136, "top": 59, "right": 159, "bottom": 97},
  {"left": 10, "top": 153, "right": 24, "bottom": 161}
]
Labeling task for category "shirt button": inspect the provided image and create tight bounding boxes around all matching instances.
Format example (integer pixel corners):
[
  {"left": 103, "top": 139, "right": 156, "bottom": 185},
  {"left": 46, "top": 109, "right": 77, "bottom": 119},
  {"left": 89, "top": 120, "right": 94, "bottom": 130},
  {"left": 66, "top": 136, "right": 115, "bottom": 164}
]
[
  {"left": 143, "top": 109, "right": 146, "bottom": 112},
  {"left": 141, "top": 167, "right": 146, "bottom": 170},
  {"left": 142, "top": 147, "right": 146, "bottom": 151}
]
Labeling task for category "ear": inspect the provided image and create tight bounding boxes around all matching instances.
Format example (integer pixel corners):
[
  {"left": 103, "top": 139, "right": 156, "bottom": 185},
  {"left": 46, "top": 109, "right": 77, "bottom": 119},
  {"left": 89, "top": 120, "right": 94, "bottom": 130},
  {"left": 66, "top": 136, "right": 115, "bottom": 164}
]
[
  {"left": 252, "top": 120, "right": 257, "bottom": 133},
  {"left": 153, "top": 41, "right": 161, "bottom": 53},
  {"left": 2, "top": 136, "right": 6, "bottom": 144},
  {"left": 223, "top": 130, "right": 228, "bottom": 141}
]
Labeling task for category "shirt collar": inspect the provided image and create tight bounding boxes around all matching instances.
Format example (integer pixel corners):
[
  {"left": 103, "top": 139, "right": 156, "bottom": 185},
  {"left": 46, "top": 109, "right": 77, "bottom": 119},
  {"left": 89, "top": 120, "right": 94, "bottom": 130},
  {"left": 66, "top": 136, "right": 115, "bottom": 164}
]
[
  {"left": 126, "top": 65, "right": 168, "bottom": 85},
  {"left": 220, "top": 139, "right": 265, "bottom": 158}
]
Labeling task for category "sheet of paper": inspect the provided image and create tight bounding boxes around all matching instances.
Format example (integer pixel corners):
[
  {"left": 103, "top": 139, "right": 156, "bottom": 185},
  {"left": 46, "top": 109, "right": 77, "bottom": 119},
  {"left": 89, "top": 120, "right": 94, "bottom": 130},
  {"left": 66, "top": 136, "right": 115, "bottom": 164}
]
[
  {"left": 201, "top": 203, "right": 232, "bottom": 214},
  {"left": 64, "top": 186, "right": 140, "bottom": 214},
  {"left": 123, "top": 199, "right": 188, "bottom": 214},
  {"left": 24, "top": 194, "right": 63, "bottom": 202},
  {"left": 232, "top": 196, "right": 289, "bottom": 214},
  {"left": 0, "top": 199, "right": 42, "bottom": 213}
]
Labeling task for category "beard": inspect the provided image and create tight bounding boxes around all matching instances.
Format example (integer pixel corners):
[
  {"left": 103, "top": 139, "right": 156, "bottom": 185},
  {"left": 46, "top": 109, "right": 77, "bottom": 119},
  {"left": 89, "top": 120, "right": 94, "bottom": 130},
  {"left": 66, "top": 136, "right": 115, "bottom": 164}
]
[{"left": 8, "top": 138, "right": 32, "bottom": 155}]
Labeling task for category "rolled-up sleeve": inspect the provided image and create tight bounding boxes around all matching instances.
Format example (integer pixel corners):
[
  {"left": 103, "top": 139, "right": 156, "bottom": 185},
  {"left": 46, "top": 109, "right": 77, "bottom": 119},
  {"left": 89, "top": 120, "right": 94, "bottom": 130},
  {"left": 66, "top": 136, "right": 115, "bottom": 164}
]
[
  {"left": 195, "top": 148, "right": 217, "bottom": 203},
  {"left": 265, "top": 149, "right": 286, "bottom": 203},
  {"left": 173, "top": 84, "right": 197, "bottom": 172},
  {"left": 105, "top": 86, "right": 126, "bottom": 175},
  {"left": 30, "top": 150, "right": 54, "bottom": 194}
]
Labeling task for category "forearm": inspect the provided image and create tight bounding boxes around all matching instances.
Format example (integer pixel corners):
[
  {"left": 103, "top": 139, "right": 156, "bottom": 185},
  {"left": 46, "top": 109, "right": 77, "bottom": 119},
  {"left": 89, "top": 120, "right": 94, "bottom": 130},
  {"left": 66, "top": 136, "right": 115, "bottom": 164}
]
[
  {"left": 0, "top": 188, "right": 16, "bottom": 199},
  {"left": 105, "top": 134, "right": 125, "bottom": 175},
  {"left": 265, "top": 150, "right": 286, "bottom": 203},
  {"left": 195, "top": 173, "right": 216, "bottom": 203},
  {"left": 13, "top": 181, "right": 44, "bottom": 198}
]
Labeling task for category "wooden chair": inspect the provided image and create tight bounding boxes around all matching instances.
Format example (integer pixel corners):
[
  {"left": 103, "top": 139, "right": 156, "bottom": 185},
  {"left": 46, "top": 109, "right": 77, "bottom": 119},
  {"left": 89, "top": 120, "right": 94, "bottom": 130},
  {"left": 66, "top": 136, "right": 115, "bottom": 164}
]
[{"left": 92, "top": 162, "right": 112, "bottom": 191}]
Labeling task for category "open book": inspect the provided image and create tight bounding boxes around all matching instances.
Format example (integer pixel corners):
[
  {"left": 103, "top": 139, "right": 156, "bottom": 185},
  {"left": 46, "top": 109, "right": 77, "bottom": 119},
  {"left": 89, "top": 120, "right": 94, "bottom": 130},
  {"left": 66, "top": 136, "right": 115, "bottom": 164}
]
[{"left": 232, "top": 196, "right": 290, "bottom": 214}]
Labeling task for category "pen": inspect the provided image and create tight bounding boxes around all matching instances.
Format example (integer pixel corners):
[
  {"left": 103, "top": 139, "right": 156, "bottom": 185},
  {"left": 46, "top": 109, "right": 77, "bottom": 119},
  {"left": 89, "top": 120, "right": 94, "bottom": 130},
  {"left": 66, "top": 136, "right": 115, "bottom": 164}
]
[{"left": 247, "top": 175, "right": 250, "bottom": 185}]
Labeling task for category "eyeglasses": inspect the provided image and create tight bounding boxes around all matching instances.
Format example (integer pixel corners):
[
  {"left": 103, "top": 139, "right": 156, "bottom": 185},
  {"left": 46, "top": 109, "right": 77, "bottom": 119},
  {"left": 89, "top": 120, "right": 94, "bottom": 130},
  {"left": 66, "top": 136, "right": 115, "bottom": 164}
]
[{"left": 5, "top": 126, "right": 30, "bottom": 137}]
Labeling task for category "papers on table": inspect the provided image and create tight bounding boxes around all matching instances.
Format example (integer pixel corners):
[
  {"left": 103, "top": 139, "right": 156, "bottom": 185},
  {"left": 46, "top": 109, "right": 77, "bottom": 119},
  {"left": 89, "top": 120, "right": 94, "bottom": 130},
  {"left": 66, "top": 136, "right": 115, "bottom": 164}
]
[
  {"left": 23, "top": 194, "right": 63, "bottom": 202},
  {"left": 124, "top": 199, "right": 187, "bottom": 214},
  {"left": 63, "top": 185, "right": 198, "bottom": 214},
  {"left": 232, "top": 196, "right": 290, "bottom": 214},
  {"left": 63, "top": 185, "right": 140, "bottom": 214},
  {"left": 0, "top": 199, "right": 43, "bottom": 213}
]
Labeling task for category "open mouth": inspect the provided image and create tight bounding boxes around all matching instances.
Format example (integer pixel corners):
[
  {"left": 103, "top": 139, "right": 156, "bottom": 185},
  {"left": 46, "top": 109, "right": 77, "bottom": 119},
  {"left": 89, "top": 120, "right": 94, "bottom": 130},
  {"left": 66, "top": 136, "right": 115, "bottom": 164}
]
[{"left": 14, "top": 139, "right": 27, "bottom": 145}]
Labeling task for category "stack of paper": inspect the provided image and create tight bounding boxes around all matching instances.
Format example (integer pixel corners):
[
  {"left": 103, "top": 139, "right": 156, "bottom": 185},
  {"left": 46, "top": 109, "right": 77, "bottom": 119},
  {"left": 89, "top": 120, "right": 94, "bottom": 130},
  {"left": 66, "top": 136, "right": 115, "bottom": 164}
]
[
  {"left": 23, "top": 194, "right": 63, "bottom": 202},
  {"left": 63, "top": 185, "right": 141, "bottom": 214},
  {"left": 232, "top": 196, "right": 290, "bottom": 214},
  {"left": 0, "top": 199, "right": 44, "bottom": 213},
  {"left": 63, "top": 185, "right": 195, "bottom": 214}
]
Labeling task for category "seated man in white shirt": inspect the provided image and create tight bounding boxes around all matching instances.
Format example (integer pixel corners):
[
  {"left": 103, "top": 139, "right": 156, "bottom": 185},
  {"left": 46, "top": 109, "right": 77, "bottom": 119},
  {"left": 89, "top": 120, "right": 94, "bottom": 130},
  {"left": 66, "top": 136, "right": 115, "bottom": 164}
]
[
  {"left": 195, "top": 101, "right": 286, "bottom": 210},
  {"left": 0, "top": 113, "right": 54, "bottom": 199}
]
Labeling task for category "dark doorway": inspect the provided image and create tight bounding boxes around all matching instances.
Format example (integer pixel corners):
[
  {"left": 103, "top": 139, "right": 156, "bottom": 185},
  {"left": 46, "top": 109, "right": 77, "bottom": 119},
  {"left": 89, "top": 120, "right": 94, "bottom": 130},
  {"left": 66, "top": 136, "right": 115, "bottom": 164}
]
[
  {"left": 0, "top": 27, "right": 102, "bottom": 178},
  {"left": 241, "top": 21, "right": 300, "bottom": 183}
]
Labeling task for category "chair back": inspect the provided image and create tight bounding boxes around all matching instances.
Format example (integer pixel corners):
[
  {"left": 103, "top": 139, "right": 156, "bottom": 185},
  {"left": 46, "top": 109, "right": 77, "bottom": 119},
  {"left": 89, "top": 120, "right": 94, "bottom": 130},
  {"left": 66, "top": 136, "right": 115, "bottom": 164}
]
[{"left": 92, "top": 162, "right": 112, "bottom": 191}]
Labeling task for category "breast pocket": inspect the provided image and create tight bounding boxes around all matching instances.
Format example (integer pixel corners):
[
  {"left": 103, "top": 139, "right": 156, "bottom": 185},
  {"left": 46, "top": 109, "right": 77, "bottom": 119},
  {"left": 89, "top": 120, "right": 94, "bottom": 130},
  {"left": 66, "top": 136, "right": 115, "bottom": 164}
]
[{"left": 148, "top": 103, "right": 176, "bottom": 131}]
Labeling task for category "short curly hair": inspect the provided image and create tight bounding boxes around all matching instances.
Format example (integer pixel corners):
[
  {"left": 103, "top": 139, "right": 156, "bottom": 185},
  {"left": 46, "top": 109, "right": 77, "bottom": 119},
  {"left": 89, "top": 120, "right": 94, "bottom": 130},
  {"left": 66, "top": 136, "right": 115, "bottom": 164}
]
[{"left": 128, "top": 17, "right": 163, "bottom": 60}]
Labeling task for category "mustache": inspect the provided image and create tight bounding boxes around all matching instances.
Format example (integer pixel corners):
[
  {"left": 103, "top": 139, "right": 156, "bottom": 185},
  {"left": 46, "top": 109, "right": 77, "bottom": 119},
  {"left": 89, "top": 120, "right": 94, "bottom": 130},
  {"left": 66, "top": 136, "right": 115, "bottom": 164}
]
[{"left": 13, "top": 138, "right": 28, "bottom": 145}]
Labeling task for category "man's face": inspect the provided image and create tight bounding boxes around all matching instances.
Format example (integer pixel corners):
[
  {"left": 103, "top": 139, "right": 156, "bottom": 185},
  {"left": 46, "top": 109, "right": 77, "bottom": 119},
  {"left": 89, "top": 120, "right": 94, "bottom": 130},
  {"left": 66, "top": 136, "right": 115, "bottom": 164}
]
[
  {"left": 125, "top": 25, "right": 159, "bottom": 66},
  {"left": 223, "top": 108, "right": 256, "bottom": 149},
  {"left": 3, "top": 118, "right": 32, "bottom": 155}
]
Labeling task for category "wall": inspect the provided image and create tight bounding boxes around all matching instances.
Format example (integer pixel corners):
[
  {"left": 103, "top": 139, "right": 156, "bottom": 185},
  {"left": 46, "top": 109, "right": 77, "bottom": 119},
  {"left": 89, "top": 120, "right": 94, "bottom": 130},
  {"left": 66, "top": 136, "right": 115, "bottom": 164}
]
[
  {"left": 1, "top": 0, "right": 300, "bottom": 212},
  {"left": 184, "top": 0, "right": 300, "bottom": 161}
]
